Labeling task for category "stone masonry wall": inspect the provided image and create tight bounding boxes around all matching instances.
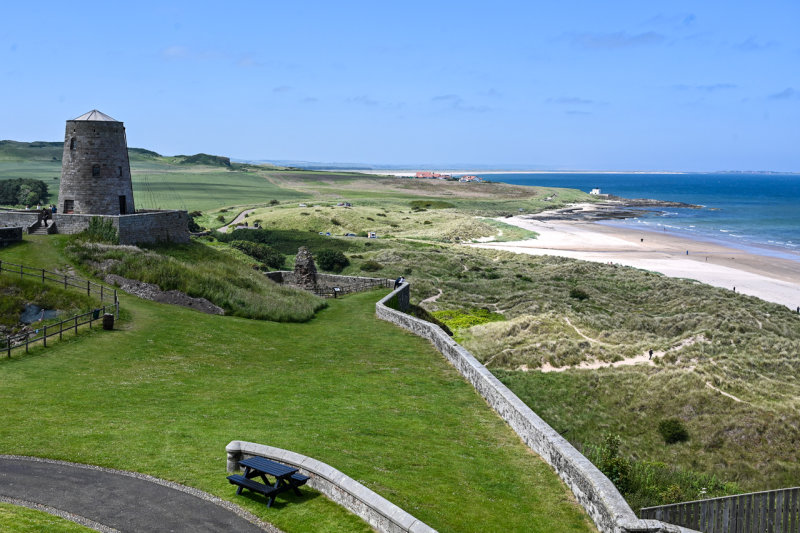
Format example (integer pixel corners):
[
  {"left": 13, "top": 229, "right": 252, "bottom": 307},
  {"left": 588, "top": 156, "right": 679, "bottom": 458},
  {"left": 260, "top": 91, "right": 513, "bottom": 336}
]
[
  {"left": 0, "top": 226, "right": 23, "bottom": 245},
  {"left": 226, "top": 441, "right": 436, "bottom": 533},
  {"left": 265, "top": 271, "right": 392, "bottom": 295},
  {"left": 0, "top": 211, "right": 39, "bottom": 230},
  {"left": 59, "top": 119, "right": 135, "bottom": 215},
  {"left": 116, "top": 210, "right": 189, "bottom": 244},
  {"left": 376, "top": 284, "right": 698, "bottom": 533},
  {"left": 50, "top": 211, "right": 188, "bottom": 245}
]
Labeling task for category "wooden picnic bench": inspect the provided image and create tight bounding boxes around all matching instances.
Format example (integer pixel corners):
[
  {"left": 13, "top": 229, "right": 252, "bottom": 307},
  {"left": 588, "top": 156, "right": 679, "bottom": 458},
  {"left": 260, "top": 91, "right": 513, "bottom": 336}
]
[{"left": 227, "top": 456, "right": 310, "bottom": 507}]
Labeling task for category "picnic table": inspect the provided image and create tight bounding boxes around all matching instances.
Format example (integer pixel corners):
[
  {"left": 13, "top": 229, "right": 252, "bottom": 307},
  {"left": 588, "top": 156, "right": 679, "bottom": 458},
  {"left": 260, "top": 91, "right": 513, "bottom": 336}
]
[{"left": 227, "top": 456, "right": 309, "bottom": 507}]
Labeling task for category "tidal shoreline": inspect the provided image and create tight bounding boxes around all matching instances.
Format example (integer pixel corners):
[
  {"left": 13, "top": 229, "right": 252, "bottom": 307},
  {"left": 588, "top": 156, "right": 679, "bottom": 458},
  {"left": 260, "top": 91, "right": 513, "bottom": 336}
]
[{"left": 472, "top": 207, "right": 800, "bottom": 310}]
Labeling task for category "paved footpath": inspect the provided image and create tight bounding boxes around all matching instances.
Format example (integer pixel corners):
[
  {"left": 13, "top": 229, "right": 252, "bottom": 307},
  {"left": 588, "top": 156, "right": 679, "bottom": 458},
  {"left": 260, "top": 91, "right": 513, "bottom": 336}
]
[{"left": 0, "top": 456, "right": 279, "bottom": 532}]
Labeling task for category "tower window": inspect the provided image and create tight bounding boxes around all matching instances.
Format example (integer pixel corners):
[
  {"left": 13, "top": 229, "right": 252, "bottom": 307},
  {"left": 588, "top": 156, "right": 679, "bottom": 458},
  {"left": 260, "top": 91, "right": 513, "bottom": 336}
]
[
  {"left": 92, "top": 164, "right": 101, "bottom": 177},
  {"left": 119, "top": 166, "right": 123, "bottom": 177},
  {"left": 70, "top": 138, "right": 75, "bottom": 150}
]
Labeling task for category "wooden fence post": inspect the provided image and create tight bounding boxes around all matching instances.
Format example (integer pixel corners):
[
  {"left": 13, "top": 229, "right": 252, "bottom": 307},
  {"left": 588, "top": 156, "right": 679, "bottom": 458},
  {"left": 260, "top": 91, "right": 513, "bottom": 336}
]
[
  {"left": 87, "top": 280, "right": 91, "bottom": 297},
  {"left": 59, "top": 319, "right": 63, "bottom": 341},
  {"left": 41, "top": 268, "right": 45, "bottom": 283}
]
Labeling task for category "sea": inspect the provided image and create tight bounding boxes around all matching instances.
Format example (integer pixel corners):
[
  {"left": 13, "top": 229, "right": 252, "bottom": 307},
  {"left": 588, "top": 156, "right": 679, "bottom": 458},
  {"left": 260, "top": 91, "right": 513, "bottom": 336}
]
[{"left": 470, "top": 172, "right": 800, "bottom": 262}]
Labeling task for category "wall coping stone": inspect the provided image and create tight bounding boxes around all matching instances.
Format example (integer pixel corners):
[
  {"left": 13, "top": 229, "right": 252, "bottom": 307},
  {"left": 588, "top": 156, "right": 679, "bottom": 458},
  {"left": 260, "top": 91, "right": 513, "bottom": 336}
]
[
  {"left": 375, "top": 283, "right": 698, "bottom": 533},
  {"left": 226, "top": 440, "right": 436, "bottom": 533}
]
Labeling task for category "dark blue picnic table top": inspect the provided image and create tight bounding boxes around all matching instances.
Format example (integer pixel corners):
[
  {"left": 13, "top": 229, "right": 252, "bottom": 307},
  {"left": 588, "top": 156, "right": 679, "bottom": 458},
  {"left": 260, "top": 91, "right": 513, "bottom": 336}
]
[{"left": 240, "top": 456, "right": 298, "bottom": 479}]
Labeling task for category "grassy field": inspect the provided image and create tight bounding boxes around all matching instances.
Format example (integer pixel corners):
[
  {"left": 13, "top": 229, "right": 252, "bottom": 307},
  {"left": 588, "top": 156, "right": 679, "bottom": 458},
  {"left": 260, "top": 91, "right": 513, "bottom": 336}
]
[
  {"left": 0, "top": 503, "right": 94, "bottom": 532},
  {"left": 7, "top": 139, "right": 800, "bottom": 520},
  {"left": 0, "top": 235, "right": 595, "bottom": 533}
]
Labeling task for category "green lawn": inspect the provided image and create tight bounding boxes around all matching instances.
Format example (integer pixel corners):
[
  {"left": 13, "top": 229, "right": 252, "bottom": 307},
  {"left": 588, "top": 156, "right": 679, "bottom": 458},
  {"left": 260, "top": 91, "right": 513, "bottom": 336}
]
[
  {"left": 0, "top": 236, "right": 595, "bottom": 533},
  {"left": 0, "top": 503, "right": 94, "bottom": 532}
]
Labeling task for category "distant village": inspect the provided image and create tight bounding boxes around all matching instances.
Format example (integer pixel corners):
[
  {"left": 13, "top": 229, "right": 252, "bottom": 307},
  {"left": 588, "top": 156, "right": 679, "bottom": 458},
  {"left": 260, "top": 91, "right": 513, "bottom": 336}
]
[{"left": 413, "top": 171, "right": 483, "bottom": 183}]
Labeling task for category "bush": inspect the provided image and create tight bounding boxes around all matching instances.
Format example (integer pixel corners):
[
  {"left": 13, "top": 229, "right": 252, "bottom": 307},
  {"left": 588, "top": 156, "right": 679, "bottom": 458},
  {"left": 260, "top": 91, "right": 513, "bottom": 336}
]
[
  {"left": 315, "top": 250, "right": 350, "bottom": 273},
  {"left": 230, "top": 240, "right": 285, "bottom": 269},
  {"left": 360, "top": 260, "right": 383, "bottom": 272},
  {"left": 330, "top": 218, "right": 341, "bottom": 226},
  {"left": 409, "top": 200, "right": 455, "bottom": 209},
  {"left": 216, "top": 214, "right": 225, "bottom": 222},
  {"left": 658, "top": 418, "right": 689, "bottom": 444},
  {"left": 79, "top": 217, "right": 119, "bottom": 244},
  {"left": 269, "top": 199, "right": 279, "bottom": 205},
  {"left": 596, "top": 434, "right": 632, "bottom": 493},
  {"left": 569, "top": 287, "right": 590, "bottom": 300}
]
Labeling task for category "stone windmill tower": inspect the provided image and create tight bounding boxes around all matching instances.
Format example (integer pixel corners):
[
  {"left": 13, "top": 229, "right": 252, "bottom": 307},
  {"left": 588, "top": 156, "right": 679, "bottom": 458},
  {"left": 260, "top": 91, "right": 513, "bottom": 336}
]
[{"left": 58, "top": 110, "right": 135, "bottom": 215}]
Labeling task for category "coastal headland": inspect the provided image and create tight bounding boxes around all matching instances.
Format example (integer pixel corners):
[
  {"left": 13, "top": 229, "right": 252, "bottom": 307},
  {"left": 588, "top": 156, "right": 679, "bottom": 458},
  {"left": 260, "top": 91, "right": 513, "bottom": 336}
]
[{"left": 474, "top": 203, "right": 800, "bottom": 310}]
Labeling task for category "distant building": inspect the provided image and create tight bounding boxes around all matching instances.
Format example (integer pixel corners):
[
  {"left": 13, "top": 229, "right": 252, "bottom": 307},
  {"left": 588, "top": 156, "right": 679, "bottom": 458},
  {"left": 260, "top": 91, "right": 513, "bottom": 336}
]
[
  {"left": 590, "top": 188, "right": 602, "bottom": 195},
  {"left": 415, "top": 171, "right": 451, "bottom": 179},
  {"left": 459, "top": 175, "right": 483, "bottom": 183}
]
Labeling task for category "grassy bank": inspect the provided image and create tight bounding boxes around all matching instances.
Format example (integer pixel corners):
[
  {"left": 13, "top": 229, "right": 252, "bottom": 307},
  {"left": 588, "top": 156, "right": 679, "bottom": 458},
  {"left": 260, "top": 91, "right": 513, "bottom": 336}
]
[
  {"left": 64, "top": 239, "right": 325, "bottom": 322},
  {"left": 0, "top": 236, "right": 594, "bottom": 533},
  {"left": 0, "top": 503, "right": 93, "bottom": 532}
]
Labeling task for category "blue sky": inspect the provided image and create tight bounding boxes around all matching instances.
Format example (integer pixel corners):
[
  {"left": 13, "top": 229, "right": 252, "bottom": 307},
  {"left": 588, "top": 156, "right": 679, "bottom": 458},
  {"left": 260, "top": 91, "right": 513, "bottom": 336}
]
[{"left": 2, "top": 1, "right": 798, "bottom": 171}]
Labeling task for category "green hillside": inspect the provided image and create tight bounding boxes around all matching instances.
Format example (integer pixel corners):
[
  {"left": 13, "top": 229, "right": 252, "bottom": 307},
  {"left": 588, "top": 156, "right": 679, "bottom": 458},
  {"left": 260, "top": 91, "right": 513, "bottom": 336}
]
[{"left": 0, "top": 235, "right": 594, "bottom": 533}]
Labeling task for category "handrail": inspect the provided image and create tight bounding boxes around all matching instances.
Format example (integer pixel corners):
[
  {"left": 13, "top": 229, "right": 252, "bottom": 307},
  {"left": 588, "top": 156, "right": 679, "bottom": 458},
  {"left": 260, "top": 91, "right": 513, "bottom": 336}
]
[
  {"left": 4, "top": 305, "right": 112, "bottom": 358},
  {"left": 0, "top": 260, "right": 118, "bottom": 309}
]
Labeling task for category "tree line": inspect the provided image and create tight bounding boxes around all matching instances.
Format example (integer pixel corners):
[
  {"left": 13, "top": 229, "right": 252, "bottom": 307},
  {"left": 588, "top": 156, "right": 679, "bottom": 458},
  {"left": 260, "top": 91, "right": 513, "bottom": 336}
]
[{"left": 0, "top": 178, "right": 49, "bottom": 207}]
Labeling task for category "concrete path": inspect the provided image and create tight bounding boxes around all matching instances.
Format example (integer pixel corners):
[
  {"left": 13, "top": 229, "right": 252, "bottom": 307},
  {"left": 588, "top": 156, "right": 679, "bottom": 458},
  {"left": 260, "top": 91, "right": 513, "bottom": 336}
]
[
  {"left": 0, "top": 456, "right": 279, "bottom": 532},
  {"left": 218, "top": 208, "right": 257, "bottom": 233}
]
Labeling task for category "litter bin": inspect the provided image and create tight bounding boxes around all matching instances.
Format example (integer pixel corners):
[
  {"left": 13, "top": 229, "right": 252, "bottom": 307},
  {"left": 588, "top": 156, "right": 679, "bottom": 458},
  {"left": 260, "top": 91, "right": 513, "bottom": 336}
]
[
  {"left": 92, "top": 309, "right": 101, "bottom": 320},
  {"left": 102, "top": 313, "right": 114, "bottom": 330}
]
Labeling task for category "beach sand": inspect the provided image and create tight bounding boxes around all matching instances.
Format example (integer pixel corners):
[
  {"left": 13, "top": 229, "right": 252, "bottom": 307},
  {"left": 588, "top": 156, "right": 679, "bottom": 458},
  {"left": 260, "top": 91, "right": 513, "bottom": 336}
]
[{"left": 472, "top": 214, "right": 800, "bottom": 310}]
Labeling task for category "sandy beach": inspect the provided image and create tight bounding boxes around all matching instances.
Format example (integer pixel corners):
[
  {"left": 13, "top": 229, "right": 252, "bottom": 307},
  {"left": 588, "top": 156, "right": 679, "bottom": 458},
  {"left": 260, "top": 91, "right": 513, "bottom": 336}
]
[{"left": 472, "top": 211, "right": 800, "bottom": 310}]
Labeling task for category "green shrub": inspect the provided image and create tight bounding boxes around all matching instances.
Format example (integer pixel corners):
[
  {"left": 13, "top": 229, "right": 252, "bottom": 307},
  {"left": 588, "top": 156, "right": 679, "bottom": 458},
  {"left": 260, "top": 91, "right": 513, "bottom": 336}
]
[
  {"left": 216, "top": 214, "right": 225, "bottom": 222},
  {"left": 360, "top": 260, "right": 383, "bottom": 272},
  {"left": 596, "top": 435, "right": 632, "bottom": 493},
  {"left": 569, "top": 287, "right": 590, "bottom": 300},
  {"left": 315, "top": 250, "right": 350, "bottom": 273},
  {"left": 269, "top": 199, "right": 279, "bottom": 205},
  {"left": 659, "top": 418, "right": 689, "bottom": 444},
  {"left": 79, "top": 217, "right": 119, "bottom": 244},
  {"left": 230, "top": 240, "right": 285, "bottom": 269},
  {"left": 330, "top": 218, "right": 341, "bottom": 226},
  {"left": 409, "top": 200, "right": 455, "bottom": 209}
]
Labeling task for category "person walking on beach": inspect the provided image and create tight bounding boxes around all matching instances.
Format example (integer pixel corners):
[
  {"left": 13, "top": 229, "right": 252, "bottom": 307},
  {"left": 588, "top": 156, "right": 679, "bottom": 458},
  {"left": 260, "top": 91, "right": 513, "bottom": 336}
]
[{"left": 649, "top": 349, "right": 653, "bottom": 360}]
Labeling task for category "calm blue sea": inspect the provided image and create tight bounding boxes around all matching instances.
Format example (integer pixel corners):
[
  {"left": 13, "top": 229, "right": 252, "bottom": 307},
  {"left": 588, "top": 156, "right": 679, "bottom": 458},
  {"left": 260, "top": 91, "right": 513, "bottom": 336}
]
[{"left": 473, "top": 173, "right": 800, "bottom": 261}]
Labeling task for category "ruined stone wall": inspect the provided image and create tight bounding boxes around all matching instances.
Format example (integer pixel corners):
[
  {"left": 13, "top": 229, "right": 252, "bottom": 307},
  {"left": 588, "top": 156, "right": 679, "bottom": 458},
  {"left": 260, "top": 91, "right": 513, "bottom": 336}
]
[
  {"left": 59, "top": 120, "right": 135, "bottom": 215},
  {"left": 265, "top": 271, "right": 391, "bottom": 293}
]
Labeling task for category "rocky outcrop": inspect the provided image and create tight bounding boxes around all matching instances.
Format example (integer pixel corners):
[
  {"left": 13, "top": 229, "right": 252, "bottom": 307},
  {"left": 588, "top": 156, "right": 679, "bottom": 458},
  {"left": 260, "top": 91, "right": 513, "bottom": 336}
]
[{"left": 104, "top": 274, "right": 224, "bottom": 315}]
